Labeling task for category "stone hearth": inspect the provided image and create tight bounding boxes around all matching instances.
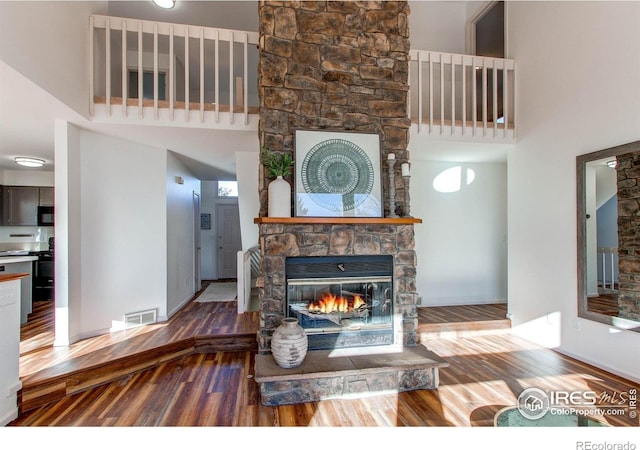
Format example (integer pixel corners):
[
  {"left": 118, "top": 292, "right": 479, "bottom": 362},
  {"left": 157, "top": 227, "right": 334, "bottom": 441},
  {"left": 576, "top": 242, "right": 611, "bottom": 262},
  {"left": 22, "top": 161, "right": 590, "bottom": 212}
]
[{"left": 254, "top": 345, "right": 447, "bottom": 406}]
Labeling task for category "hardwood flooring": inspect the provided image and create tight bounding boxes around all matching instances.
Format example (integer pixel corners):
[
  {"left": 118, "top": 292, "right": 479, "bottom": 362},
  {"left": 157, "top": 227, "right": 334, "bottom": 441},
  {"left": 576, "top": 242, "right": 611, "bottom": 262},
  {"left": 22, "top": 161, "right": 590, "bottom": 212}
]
[
  {"left": 8, "top": 293, "right": 640, "bottom": 428},
  {"left": 10, "top": 334, "right": 639, "bottom": 427},
  {"left": 588, "top": 293, "right": 620, "bottom": 316},
  {"left": 418, "top": 303, "right": 507, "bottom": 323}
]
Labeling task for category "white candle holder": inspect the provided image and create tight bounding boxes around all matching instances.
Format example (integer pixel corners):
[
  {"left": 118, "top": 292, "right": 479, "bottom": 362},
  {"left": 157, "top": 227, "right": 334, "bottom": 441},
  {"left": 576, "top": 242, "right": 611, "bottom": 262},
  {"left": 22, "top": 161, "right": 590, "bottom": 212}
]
[
  {"left": 403, "top": 175, "right": 411, "bottom": 217},
  {"left": 387, "top": 158, "right": 397, "bottom": 218}
]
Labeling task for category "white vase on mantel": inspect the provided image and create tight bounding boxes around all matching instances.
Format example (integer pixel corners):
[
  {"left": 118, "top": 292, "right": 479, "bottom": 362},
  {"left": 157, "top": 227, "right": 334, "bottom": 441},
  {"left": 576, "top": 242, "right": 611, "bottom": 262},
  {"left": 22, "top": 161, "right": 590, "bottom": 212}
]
[{"left": 268, "top": 176, "right": 291, "bottom": 218}]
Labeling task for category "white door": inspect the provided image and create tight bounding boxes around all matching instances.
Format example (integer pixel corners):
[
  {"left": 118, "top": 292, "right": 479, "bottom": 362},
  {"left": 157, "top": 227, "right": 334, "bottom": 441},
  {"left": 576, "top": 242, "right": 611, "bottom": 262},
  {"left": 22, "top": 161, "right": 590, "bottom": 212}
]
[{"left": 217, "top": 204, "right": 242, "bottom": 279}]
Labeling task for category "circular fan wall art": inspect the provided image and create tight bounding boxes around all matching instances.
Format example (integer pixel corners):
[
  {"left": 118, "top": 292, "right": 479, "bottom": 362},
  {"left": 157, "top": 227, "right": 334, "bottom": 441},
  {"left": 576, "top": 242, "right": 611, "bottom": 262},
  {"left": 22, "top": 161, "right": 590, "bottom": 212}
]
[{"left": 300, "top": 138, "right": 375, "bottom": 212}]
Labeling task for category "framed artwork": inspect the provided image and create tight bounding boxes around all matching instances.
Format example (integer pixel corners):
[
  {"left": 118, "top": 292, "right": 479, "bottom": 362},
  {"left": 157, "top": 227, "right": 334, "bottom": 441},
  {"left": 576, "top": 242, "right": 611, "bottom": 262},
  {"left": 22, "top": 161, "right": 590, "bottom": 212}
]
[{"left": 295, "top": 130, "right": 382, "bottom": 217}]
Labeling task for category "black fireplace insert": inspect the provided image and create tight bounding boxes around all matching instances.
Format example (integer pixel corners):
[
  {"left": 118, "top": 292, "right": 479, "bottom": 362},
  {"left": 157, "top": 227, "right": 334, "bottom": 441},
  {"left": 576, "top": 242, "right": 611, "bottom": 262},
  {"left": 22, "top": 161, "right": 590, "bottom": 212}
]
[{"left": 285, "top": 255, "right": 394, "bottom": 350}]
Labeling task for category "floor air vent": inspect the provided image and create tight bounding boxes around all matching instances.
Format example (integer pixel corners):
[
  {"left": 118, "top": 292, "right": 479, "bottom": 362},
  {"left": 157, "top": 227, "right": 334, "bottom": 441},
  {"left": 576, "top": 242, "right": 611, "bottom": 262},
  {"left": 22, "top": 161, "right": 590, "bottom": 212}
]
[{"left": 124, "top": 309, "right": 157, "bottom": 328}]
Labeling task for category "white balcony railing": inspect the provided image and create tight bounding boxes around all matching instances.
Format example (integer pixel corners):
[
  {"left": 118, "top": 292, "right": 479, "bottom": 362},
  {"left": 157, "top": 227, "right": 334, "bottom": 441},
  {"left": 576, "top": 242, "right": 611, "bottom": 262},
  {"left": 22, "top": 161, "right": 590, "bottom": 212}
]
[
  {"left": 409, "top": 50, "right": 517, "bottom": 140},
  {"left": 90, "top": 15, "right": 259, "bottom": 126},
  {"left": 597, "top": 246, "right": 618, "bottom": 292},
  {"left": 90, "top": 15, "right": 517, "bottom": 141}
]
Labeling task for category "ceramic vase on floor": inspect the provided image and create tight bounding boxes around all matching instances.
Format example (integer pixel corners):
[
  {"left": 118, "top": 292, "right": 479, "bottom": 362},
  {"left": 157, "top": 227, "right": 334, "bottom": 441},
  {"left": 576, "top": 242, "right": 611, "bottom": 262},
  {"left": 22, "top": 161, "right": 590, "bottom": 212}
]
[
  {"left": 271, "top": 317, "right": 308, "bottom": 368},
  {"left": 268, "top": 176, "right": 291, "bottom": 217}
]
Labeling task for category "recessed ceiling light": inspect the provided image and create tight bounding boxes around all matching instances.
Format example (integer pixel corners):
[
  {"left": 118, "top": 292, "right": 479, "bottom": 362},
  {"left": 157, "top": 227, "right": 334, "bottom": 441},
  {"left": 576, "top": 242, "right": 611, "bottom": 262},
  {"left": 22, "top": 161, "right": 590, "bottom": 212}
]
[
  {"left": 15, "top": 157, "right": 45, "bottom": 168},
  {"left": 152, "top": 0, "right": 175, "bottom": 9}
]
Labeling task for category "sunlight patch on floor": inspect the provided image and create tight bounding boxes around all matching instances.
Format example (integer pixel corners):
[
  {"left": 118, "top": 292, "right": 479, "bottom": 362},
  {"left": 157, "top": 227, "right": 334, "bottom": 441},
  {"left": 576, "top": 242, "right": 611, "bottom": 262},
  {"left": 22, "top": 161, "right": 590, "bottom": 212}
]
[{"left": 437, "top": 379, "right": 516, "bottom": 426}]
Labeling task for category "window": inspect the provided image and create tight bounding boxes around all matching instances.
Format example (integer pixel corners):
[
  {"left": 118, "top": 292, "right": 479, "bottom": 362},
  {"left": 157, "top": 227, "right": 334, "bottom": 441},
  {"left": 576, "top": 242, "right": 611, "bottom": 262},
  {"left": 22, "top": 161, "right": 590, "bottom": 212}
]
[
  {"left": 128, "top": 70, "right": 167, "bottom": 100},
  {"left": 217, "top": 181, "right": 238, "bottom": 198}
]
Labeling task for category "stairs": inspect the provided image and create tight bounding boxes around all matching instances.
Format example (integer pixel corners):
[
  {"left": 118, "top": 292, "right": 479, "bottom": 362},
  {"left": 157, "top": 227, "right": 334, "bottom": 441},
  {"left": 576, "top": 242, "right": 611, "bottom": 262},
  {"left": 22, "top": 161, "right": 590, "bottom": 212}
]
[
  {"left": 418, "top": 318, "right": 512, "bottom": 339},
  {"left": 19, "top": 334, "right": 257, "bottom": 414}
]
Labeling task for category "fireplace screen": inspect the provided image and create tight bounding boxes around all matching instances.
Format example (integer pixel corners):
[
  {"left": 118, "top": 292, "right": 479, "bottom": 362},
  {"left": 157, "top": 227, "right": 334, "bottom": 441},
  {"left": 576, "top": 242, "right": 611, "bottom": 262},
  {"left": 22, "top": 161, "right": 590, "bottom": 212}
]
[{"left": 285, "top": 255, "right": 394, "bottom": 350}]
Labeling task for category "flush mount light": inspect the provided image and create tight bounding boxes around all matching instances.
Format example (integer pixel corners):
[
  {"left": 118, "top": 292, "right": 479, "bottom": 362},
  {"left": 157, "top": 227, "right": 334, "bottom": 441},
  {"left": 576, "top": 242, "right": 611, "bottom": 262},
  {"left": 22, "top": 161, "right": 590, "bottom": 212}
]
[
  {"left": 152, "top": 0, "right": 175, "bottom": 9},
  {"left": 15, "top": 157, "right": 45, "bottom": 168}
]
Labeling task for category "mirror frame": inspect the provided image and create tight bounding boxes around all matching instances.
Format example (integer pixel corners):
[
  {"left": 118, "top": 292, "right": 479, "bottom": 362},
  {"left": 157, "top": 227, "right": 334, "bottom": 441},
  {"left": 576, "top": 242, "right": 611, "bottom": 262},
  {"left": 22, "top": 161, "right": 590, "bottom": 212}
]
[{"left": 577, "top": 140, "right": 640, "bottom": 332}]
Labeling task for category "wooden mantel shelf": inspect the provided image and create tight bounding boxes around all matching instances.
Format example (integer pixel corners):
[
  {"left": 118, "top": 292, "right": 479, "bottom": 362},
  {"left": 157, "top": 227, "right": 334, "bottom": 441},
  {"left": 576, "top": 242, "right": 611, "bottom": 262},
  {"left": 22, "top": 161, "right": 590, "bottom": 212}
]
[{"left": 254, "top": 217, "right": 422, "bottom": 225}]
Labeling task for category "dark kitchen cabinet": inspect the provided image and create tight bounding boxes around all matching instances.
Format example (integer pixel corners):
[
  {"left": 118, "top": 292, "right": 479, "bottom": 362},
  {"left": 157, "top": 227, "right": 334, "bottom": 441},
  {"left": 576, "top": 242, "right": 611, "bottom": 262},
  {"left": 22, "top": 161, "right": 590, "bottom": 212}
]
[
  {"left": 2, "top": 186, "right": 39, "bottom": 226},
  {"left": 39, "top": 187, "right": 54, "bottom": 207}
]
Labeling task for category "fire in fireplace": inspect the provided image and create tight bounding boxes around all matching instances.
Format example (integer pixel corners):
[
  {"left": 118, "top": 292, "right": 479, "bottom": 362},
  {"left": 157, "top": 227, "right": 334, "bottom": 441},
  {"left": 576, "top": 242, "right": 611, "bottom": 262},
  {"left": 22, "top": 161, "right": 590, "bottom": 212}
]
[{"left": 285, "top": 255, "right": 394, "bottom": 350}]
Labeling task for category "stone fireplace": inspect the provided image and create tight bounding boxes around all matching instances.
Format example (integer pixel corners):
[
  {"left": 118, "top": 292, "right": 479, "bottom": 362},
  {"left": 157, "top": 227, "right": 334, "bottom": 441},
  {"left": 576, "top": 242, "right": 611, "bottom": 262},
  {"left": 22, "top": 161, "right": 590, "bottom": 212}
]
[
  {"left": 253, "top": 1, "right": 447, "bottom": 405},
  {"left": 256, "top": 0, "right": 416, "bottom": 350},
  {"left": 256, "top": 221, "right": 420, "bottom": 353}
]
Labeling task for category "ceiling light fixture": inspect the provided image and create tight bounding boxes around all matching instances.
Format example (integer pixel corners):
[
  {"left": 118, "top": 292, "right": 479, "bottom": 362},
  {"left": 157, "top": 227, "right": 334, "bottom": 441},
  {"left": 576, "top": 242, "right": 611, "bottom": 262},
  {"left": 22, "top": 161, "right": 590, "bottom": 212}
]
[
  {"left": 15, "top": 157, "right": 45, "bottom": 168},
  {"left": 152, "top": 0, "right": 175, "bottom": 9}
]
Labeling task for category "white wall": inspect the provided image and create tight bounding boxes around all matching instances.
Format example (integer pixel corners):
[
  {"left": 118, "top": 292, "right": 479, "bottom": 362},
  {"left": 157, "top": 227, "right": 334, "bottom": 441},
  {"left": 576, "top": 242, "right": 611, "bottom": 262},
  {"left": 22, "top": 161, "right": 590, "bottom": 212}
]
[
  {"left": 79, "top": 130, "right": 167, "bottom": 337},
  {"left": 236, "top": 151, "right": 259, "bottom": 251},
  {"left": 409, "top": 1, "right": 468, "bottom": 53},
  {"left": 411, "top": 159, "right": 507, "bottom": 306},
  {"left": 54, "top": 120, "right": 83, "bottom": 346},
  {"left": 166, "top": 151, "right": 200, "bottom": 317},
  {"left": 0, "top": 1, "right": 107, "bottom": 117},
  {"left": 0, "top": 170, "right": 54, "bottom": 187},
  {"left": 200, "top": 181, "right": 218, "bottom": 280},
  {"left": 507, "top": 1, "right": 640, "bottom": 381}
]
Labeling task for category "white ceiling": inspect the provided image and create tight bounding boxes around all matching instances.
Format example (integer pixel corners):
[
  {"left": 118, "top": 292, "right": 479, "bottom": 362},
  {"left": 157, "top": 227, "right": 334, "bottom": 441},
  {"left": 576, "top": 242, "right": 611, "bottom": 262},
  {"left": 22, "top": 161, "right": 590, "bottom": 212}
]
[{"left": 0, "top": 60, "right": 79, "bottom": 173}]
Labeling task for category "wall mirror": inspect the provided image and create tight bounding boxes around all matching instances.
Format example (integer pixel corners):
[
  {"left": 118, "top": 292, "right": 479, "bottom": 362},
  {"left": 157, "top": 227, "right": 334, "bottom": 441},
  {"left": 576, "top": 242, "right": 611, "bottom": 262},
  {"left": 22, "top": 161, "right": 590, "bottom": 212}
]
[{"left": 577, "top": 140, "right": 640, "bottom": 332}]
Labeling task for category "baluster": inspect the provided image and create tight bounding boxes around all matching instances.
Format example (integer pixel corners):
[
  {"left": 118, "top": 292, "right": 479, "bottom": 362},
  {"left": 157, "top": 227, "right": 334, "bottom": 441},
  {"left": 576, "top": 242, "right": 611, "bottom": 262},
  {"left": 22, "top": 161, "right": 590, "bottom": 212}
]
[
  {"left": 89, "top": 15, "right": 95, "bottom": 116},
  {"left": 243, "top": 32, "right": 249, "bottom": 125},
  {"left": 429, "top": 54, "right": 433, "bottom": 134},
  {"left": 185, "top": 26, "right": 190, "bottom": 121},
  {"left": 418, "top": 51, "right": 423, "bottom": 134},
  {"left": 200, "top": 28, "right": 205, "bottom": 123},
  {"left": 451, "top": 54, "right": 456, "bottom": 135},
  {"left": 122, "top": 21, "right": 127, "bottom": 117},
  {"left": 482, "top": 62, "right": 488, "bottom": 136},
  {"left": 229, "top": 30, "right": 234, "bottom": 125},
  {"left": 440, "top": 53, "right": 444, "bottom": 135},
  {"left": 106, "top": 18, "right": 111, "bottom": 116},
  {"left": 154, "top": 23, "right": 159, "bottom": 120},
  {"left": 214, "top": 30, "right": 219, "bottom": 124},
  {"left": 493, "top": 63, "right": 498, "bottom": 137},
  {"left": 137, "top": 21, "right": 143, "bottom": 119},
  {"left": 169, "top": 26, "right": 174, "bottom": 120}
]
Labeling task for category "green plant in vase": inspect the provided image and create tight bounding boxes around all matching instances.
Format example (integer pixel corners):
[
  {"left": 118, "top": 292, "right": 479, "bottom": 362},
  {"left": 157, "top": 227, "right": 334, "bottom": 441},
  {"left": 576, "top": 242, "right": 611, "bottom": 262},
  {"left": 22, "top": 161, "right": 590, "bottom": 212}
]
[
  {"left": 260, "top": 147, "right": 294, "bottom": 217},
  {"left": 260, "top": 147, "right": 294, "bottom": 179}
]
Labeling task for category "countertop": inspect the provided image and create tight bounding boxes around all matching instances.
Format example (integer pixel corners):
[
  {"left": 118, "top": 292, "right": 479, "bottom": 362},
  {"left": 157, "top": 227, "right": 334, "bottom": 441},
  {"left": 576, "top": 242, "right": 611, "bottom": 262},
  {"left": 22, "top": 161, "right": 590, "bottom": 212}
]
[
  {"left": 0, "top": 256, "right": 38, "bottom": 264},
  {"left": 0, "top": 273, "right": 30, "bottom": 282}
]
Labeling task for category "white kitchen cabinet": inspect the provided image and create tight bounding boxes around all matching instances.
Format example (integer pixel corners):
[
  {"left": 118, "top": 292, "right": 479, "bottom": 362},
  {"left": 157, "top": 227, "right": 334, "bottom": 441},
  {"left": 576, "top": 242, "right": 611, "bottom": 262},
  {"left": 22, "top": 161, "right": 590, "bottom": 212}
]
[
  {"left": 0, "top": 257, "right": 36, "bottom": 324},
  {"left": 0, "top": 275, "right": 25, "bottom": 426}
]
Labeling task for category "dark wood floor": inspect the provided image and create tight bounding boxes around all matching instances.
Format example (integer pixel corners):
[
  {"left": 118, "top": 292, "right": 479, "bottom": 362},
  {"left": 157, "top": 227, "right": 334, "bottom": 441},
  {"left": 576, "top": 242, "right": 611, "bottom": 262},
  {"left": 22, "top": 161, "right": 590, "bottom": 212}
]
[
  {"left": 588, "top": 293, "right": 620, "bottom": 316},
  {"left": 418, "top": 303, "right": 507, "bottom": 323},
  {"left": 8, "top": 292, "right": 639, "bottom": 428}
]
